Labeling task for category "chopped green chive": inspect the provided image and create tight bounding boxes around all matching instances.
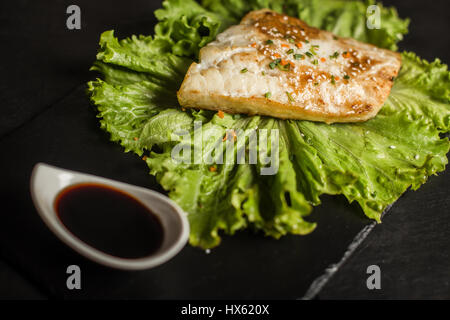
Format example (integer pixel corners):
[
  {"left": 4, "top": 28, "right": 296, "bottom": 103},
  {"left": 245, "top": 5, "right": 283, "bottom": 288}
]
[
  {"left": 266, "top": 39, "right": 274, "bottom": 45},
  {"left": 286, "top": 92, "right": 295, "bottom": 102},
  {"left": 264, "top": 92, "right": 272, "bottom": 99},
  {"left": 312, "top": 59, "right": 318, "bottom": 65},
  {"left": 343, "top": 74, "right": 350, "bottom": 80},
  {"left": 314, "top": 82, "right": 319, "bottom": 86},
  {"left": 303, "top": 39, "right": 310, "bottom": 43},
  {"left": 262, "top": 71, "right": 266, "bottom": 76},
  {"left": 331, "top": 75, "right": 336, "bottom": 85},
  {"left": 329, "top": 51, "right": 339, "bottom": 59},
  {"left": 284, "top": 35, "right": 295, "bottom": 43},
  {"left": 310, "top": 47, "right": 318, "bottom": 55},
  {"left": 332, "top": 35, "right": 338, "bottom": 40},
  {"left": 277, "top": 63, "right": 291, "bottom": 71},
  {"left": 241, "top": 68, "right": 248, "bottom": 73},
  {"left": 294, "top": 53, "right": 304, "bottom": 60},
  {"left": 305, "top": 52, "right": 313, "bottom": 58},
  {"left": 287, "top": 49, "right": 294, "bottom": 54},
  {"left": 268, "top": 59, "right": 292, "bottom": 72}
]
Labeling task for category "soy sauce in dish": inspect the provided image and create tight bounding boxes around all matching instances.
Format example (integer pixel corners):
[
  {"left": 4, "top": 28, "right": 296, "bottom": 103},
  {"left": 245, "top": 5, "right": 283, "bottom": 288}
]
[{"left": 54, "top": 183, "right": 164, "bottom": 259}]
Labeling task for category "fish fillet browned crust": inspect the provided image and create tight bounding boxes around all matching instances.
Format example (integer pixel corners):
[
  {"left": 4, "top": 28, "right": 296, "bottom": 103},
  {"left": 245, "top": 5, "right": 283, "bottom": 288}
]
[{"left": 177, "top": 9, "right": 402, "bottom": 123}]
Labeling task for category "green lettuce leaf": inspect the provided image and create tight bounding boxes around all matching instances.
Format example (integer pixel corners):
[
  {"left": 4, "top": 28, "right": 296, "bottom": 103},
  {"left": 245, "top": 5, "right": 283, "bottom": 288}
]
[
  {"left": 283, "top": 0, "right": 409, "bottom": 51},
  {"left": 88, "top": 0, "right": 449, "bottom": 248},
  {"left": 154, "top": 0, "right": 225, "bottom": 57}
]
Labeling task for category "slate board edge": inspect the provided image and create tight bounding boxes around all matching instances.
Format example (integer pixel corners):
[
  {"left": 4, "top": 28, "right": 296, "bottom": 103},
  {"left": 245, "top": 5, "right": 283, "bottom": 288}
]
[{"left": 302, "top": 203, "right": 394, "bottom": 300}]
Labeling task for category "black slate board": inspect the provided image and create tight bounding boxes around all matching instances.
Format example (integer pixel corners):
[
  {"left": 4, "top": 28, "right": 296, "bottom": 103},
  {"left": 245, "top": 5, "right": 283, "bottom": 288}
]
[
  {"left": 0, "top": 0, "right": 449, "bottom": 299},
  {"left": 320, "top": 167, "right": 450, "bottom": 299},
  {"left": 0, "top": 0, "right": 161, "bottom": 137}
]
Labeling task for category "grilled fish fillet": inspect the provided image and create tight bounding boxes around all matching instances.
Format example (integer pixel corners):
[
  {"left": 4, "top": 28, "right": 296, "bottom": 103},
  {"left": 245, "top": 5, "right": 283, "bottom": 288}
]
[{"left": 177, "top": 9, "right": 402, "bottom": 123}]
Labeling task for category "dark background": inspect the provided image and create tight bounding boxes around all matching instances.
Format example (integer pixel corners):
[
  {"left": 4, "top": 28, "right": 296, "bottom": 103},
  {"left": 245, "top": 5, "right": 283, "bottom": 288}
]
[{"left": 0, "top": 0, "right": 448, "bottom": 299}]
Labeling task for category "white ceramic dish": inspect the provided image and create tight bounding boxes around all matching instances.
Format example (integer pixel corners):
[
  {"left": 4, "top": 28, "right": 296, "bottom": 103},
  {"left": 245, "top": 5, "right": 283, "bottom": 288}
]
[{"left": 30, "top": 163, "right": 189, "bottom": 270}]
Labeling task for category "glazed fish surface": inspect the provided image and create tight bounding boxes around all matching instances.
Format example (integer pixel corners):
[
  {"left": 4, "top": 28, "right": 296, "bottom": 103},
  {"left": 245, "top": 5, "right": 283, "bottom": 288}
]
[{"left": 177, "top": 9, "right": 402, "bottom": 123}]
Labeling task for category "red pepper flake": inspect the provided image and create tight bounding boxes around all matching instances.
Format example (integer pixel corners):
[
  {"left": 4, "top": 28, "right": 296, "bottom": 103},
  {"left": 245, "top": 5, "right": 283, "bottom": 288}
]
[
  {"left": 273, "top": 53, "right": 281, "bottom": 58},
  {"left": 280, "top": 59, "right": 289, "bottom": 66},
  {"left": 222, "top": 130, "right": 237, "bottom": 141},
  {"left": 343, "top": 52, "right": 351, "bottom": 58},
  {"left": 142, "top": 156, "right": 148, "bottom": 161},
  {"left": 181, "top": 107, "right": 186, "bottom": 111},
  {"left": 133, "top": 137, "right": 138, "bottom": 141},
  {"left": 251, "top": 42, "right": 257, "bottom": 48},
  {"left": 295, "top": 43, "right": 303, "bottom": 48},
  {"left": 320, "top": 57, "right": 326, "bottom": 63},
  {"left": 209, "top": 166, "right": 217, "bottom": 172},
  {"left": 281, "top": 43, "right": 290, "bottom": 48},
  {"left": 230, "top": 130, "right": 237, "bottom": 141},
  {"left": 217, "top": 110, "right": 225, "bottom": 118},
  {"left": 335, "top": 76, "right": 340, "bottom": 81}
]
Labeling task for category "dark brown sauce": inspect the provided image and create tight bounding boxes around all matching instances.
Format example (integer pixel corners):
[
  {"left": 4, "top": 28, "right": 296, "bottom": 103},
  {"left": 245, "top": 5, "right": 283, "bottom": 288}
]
[{"left": 55, "top": 183, "right": 164, "bottom": 259}]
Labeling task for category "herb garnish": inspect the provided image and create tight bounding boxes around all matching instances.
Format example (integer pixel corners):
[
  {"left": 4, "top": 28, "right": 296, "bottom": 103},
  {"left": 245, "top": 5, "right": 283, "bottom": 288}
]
[
  {"left": 330, "top": 51, "right": 339, "bottom": 59},
  {"left": 286, "top": 92, "right": 295, "bottom": 102}
]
